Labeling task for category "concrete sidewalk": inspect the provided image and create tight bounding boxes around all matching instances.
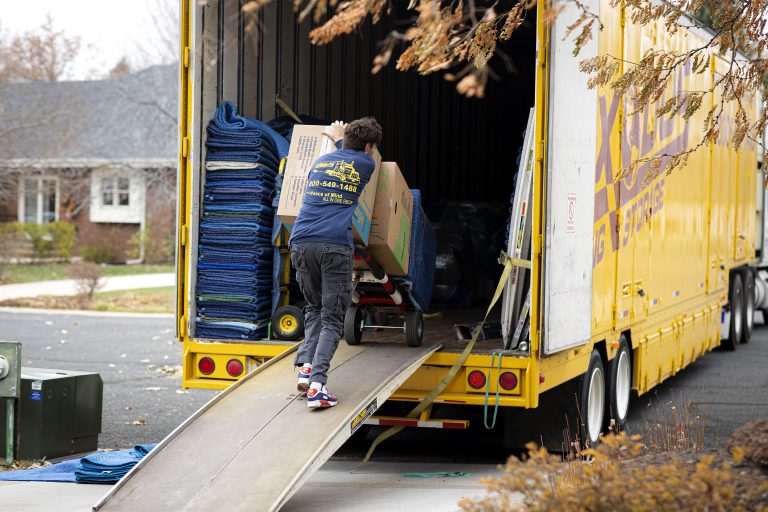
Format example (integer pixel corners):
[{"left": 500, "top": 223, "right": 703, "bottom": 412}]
[
  {"left": 0, "top": 274, "right": 175, "bottom": 301},
  {"left": 0, "top": 460, "right": 497, "bottom": 512}
]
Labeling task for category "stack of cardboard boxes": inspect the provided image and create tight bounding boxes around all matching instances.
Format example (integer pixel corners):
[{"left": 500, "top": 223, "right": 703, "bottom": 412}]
[{"left": 277, "top": 124, "right": 414, "bottom": 276}]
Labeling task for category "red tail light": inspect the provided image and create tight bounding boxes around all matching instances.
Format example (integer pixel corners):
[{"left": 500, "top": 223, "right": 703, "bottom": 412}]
[
  {"left": 499, "top": 372, "right": 518, "bottom": 390},
  {"left": 198, "top": 357, "right": 215, "bottom": 375},
  {"left": 226, "top": 359, "right": 244, "bottom": 377},
  {"left": 468, "top": 370, "right": 486, "bottom": 389}
]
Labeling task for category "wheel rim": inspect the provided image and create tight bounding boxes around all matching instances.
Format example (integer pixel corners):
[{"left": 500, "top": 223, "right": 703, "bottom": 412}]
[
  {"left": 615, "top": 350, "right": 630, "bottom": 421},
  {"left": 734, "top": 286, "right": 743, "bottom": 339},
  {"left": 587, "top": 367, "right": 605, "bottom": 443},
  {"left": 746, "top": 285, "right": 754, "bottom": 333},
  {"left": 416, "top": 315, "right": 423, "bottom": 338},
  {"left": 279, "top": 315, "right": 297, "bottom": 334}
]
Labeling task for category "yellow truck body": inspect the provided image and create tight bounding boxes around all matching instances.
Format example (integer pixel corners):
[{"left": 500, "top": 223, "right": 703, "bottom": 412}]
[{"left": 175, "top": 0, "right": 760, "bottom": 441}]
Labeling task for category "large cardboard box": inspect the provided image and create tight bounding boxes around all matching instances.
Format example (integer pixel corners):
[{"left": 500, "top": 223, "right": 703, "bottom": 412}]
[
  {"left": 277, "top": 124, "right": 381, "bottom": 245},
  {"left": 355, "top": 162, "right": 413, "bottom": 276}
]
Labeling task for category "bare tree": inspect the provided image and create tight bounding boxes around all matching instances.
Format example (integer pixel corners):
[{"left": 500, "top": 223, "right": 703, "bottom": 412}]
[
  {"left": 106, "top": 57, "right": 133, "bottom": 80},
  {"left": 131, "top": 0, "right": 180, "bottom": 68},
  {"left": 0, "top": 15, "right": 81, "bottom": 83}
]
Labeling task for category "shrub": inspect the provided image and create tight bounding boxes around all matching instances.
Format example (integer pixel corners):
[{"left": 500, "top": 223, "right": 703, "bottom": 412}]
[
  {"left": 459, "top": 432, "right": 768, "bottom": 512},
  {"left": 48, "top": 222, "right": 76, "bottom": 259},
  {"left": 82, "top": 244, "right": 116, "bottom": 264},
  {"left": 127, "top": 224, "right": 174, "bottom": 264},
  {"left": 0, "top": 223, "right": 24, "bottom": 277},
  {"left": 18, "top": 222, "right": 76, "bottom": 260},
  {"left": 68, "top": 262, "right": 104, "bottom": 301}
]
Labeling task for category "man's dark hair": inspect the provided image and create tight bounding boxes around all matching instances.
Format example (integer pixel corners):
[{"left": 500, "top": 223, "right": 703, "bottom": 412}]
[{"left": 343, "top": 117, "right": 382, "bottom": 151}]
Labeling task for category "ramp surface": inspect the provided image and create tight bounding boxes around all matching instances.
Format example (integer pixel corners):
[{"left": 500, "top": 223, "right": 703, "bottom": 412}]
[{"left": 94, "top": 341, "right": 440, "bottom": 512}]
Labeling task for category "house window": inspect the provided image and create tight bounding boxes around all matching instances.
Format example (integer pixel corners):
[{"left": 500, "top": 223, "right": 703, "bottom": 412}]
[
  {"left": 20, "top": 177, "right": 58, "bottom": 224},
  {"left": 90, "top": 168, "right": 145, "bottom": 224},
  {"left": 102, "top": 177, "right": 131, "bottom": 206}
]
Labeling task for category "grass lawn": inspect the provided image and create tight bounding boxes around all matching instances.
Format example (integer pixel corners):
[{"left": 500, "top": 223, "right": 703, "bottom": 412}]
[
  {"left": 1, "top": 263, "right": 174, "bottom": 284},
  {"left": 92, "top": 286, "right": 175, "bottom": 313},
  {"left": 0, "top": 287, "right": 175, "bottom": 314}
]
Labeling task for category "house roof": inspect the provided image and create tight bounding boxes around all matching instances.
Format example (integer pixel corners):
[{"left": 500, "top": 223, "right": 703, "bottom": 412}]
[{"left": 0, "top": 65, "right": 178, "bottom": 165}]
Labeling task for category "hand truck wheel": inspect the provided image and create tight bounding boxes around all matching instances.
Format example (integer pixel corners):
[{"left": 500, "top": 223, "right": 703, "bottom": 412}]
[
  {"left": 405, "top": 310, "right": 424, "bottom": 347},
  {"left": 344, "top": 305, "right": 363, "bottom": 345}
]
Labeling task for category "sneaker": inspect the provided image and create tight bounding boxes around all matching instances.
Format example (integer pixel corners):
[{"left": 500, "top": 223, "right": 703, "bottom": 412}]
[
  {"left": 297, "top": 365, "right": 311, "bottom": 392},
  {"left": 307, "top": 385, "right": 337, "bottom": 409}
]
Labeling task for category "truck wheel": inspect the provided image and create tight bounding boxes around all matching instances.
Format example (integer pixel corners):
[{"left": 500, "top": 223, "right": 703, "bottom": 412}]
[
  {"left": 579, "top": 350, "right": 606, "bottom": 447},
  {"left": 741, "top": 268, "right": 754, "bottom": 343},
  {"left": 606, "top": 337, "right": 631, "bottom": 432},
  {"left": 271, "top": 305, "right": 304, "bottom": 341},
  {"left": 344, "top": 306, "right": 363, "bottom": 345},
  {"left": 724, "top": 273, "right": 744, "bottom": 350},
  {"left": 405, "top": 311, "right": 424, "bottom": 347}
]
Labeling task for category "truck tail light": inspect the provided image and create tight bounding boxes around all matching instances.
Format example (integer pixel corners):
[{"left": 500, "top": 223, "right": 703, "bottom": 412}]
[
  {"left": 198, "top": 357, "right": 215, "bottom": 375},
  {"left": 499, "top": 372, "right": 518, "bottom": 390},
  {"left": 467, "top": 370, "right": 486, "bottom": 389},
  {"left": 226, "top": 359, "right": 244, "bottom": 377}
]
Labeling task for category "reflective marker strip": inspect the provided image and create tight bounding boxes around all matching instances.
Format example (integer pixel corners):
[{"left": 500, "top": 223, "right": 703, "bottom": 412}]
[{"left": 363, "top": 417, "right": 468, "bottom": 429}]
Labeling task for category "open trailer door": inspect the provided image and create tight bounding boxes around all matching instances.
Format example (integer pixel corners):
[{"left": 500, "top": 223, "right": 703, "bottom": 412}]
[{"left": 541, "top": 0, "right": 599, "bottom": 355}]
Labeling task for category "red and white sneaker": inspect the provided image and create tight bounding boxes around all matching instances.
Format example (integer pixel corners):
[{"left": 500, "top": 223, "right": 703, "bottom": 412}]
[
  {"left": 297, "top": 365, "right": 311, "bottom": 392},
  {"left": 307, "top": 385, "right": 337, "bottom": 409}
]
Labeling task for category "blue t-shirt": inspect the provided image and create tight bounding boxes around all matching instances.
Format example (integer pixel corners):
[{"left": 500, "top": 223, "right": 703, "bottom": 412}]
[{"left": 289, "top": 147, "right": 376, "bottom": 248}]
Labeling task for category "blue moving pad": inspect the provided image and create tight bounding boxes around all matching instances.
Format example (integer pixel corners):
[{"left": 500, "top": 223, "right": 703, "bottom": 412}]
[
  {"left": 394, "top": 190, "right": 436, "bottom": 311},
  {"left": 0, "top": 444, "right": 156, "bottom": 484},
  {"left": 0, "top": 459, "right": 79, "bottom": 482},
  {"left": 209, "top": 101, "right": 290, "bottom": 159},
  {"left": 195, "top": 319, "right": 268, "bottom": 341}
]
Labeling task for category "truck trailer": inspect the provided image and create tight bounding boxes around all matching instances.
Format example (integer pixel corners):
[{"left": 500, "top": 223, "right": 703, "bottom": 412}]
[{"left": 174, "top": 0, "right": 764, "bottom": 449}]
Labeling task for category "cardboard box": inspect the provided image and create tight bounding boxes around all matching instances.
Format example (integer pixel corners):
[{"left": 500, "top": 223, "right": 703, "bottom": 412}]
[
  {"left": 277, "top": 124, "right": 381, "bottom": 245},
  {"left": 355, "top": 162, "right": 413, "bottom": 276}
]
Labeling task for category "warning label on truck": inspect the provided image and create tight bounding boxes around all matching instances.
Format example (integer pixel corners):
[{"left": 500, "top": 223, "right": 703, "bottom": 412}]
[{"left": 350, "top": 398, "right": 378, "bottom": 434}]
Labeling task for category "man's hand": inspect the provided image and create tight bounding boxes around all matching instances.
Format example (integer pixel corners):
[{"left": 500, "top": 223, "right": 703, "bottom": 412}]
[{"left": 324, "top": 120, "right": 346, "bottom": 143}]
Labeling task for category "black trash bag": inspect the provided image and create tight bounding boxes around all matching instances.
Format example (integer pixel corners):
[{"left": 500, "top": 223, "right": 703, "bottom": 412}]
[
  {"left": 432, "top": 223, "right": 475, "bottom": 308},
  {"left": 437, "top": 201, "right": 508, "bottom": 303}
]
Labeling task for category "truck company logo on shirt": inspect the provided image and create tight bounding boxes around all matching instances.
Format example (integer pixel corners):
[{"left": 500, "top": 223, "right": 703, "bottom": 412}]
[{"left": 307, "top": 159, "right": 361, "bottom": 205}]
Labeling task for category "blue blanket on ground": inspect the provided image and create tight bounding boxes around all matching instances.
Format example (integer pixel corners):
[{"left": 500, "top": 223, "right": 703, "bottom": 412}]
[{"left": 0, "top": 444, "right": 156, "bottom": 484}]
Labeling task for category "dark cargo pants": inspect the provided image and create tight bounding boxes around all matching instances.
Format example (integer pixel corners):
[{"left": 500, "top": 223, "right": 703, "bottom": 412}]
[{"left": 290, "top": 242, "right": 354, "bottom": 385}]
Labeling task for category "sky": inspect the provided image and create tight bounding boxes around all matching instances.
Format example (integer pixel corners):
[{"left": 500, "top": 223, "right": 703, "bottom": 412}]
[{"left": 0, "top": 0, "right": 177, "bottom": 80}]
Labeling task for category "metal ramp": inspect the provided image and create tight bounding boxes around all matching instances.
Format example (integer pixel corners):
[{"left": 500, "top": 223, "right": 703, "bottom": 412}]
[{"left": 93, "top": 341, "right": 440, "bottom": 512}]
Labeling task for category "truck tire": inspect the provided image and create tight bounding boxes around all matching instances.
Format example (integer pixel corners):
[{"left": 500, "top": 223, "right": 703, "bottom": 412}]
[
  {"left": 723, "top": 273, "right": 743, "bottom": 350},
  {"left": 405, "top": 311, "right": 424, "bottom": 347},
  {"left": 579, "top": 349, "right": 606, "bottom": 447},
  {"left": 741, "top": 268, "right": 754, "bottom": 344},
  {"left": 344, "top": 306, "right": 363, "bottom": 346},
  {"left": 606, "top": 337, "right": 631, "bottom": 432}
]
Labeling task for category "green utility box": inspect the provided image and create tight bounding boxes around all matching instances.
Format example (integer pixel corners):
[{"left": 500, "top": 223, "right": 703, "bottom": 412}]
[{"left": 0, "top": 368, "right": 102, "bottom": 460}]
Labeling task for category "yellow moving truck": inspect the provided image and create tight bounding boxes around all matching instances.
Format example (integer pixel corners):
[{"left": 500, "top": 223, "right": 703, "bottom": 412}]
[{"left": 175, "top": 0, "right": 762, "bottom": 446}]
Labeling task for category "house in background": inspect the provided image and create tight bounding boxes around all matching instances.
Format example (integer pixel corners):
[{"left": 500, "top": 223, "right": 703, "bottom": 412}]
[{"left": 0, "top": 65, "right": 178, "bottom": 263}]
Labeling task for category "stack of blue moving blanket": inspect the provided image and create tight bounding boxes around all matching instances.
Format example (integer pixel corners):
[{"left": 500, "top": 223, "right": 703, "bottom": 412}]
[
  {"left": 0, "top": 444, "right": 156, "bottom": 484},
  {"left": 195, "top": 102, "right": 289, "bottom": 341}
]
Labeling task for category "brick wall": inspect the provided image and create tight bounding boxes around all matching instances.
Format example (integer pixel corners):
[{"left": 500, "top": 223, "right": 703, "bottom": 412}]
[
  {"left": 0, "top": 167, "right": 176, "bottom": 263},
  {"left": 0, "top": 172, "right": 19, "bottom": 222}
]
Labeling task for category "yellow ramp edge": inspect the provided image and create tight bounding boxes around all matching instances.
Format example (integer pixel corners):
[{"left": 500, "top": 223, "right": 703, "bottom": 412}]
[{"left": 94, "top": 341, "right": 441, "bottom": 512}]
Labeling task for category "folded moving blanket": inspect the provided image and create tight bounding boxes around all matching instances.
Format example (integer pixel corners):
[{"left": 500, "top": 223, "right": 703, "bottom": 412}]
[
  {"left": 204, "top": 169, "right": 277, "bottom": 183},
  {"left": 203, "top": 203, "right": 274, "bottom": 215},
  {"left": 195, "top": 319, "right": 268, "bottom": 340},
  {"left": 206, "top": 161, "right": 275, "bottom": 171},
  {"left": 0, "top": 444, "right": 157, "bottom": 484},
  {"left": 210, "top": 101, "right": 290, "bottom": 159}
]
